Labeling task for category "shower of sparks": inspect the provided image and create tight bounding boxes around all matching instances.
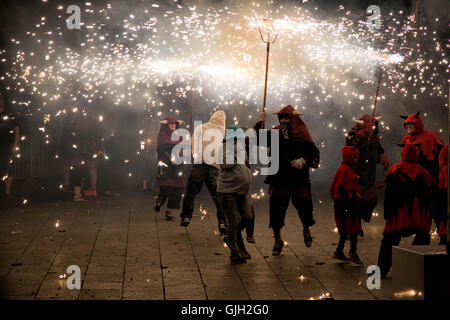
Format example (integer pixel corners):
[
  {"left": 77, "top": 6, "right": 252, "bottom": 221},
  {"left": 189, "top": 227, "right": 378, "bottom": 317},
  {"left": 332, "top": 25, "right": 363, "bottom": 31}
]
[
  {"left": 199, "top": 203, "right": 208, "bottom": 220},
  {"left": 2, "top": 2, "right": 447, "bottom": 110},
  {"left": 251, "top": 188, "right": 265, "bottom": 199},
  {"left": 0, "top": 1, "right": 448, "bottom": 186}
]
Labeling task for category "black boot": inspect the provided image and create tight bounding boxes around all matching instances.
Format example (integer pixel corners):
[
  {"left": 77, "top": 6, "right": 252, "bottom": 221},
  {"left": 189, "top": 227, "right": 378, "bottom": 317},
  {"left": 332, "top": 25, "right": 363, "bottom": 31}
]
[{"left": 272, "top": 238, "right": 284, "bottom": 256}]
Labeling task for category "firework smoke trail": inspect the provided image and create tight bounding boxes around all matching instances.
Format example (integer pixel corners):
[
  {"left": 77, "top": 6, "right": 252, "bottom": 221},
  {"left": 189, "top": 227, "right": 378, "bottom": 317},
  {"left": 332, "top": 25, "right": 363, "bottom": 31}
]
[
  {"left": 0, "top": 0, "right": 448, "bottom": 185},
  {"left": 1, "top": 1, "right": 447, "bottom": 111}
]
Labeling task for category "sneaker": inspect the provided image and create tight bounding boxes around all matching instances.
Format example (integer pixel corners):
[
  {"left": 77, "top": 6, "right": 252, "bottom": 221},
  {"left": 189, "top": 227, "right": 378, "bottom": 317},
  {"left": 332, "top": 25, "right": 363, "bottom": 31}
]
[
  {"left": 247, "top": 234, "right": 256, "bottom": 243},
  {"left": 333, "top": 250, "right": 348, "bottom": 262},
  {"left": 219, "top": 223, "right": 227, "bottom": 235},
  {"left": 303, "top": 228, "right": 313, "bottom": 247},
  {"left": 180, "top": 217, "right": 190, "bottom": 227},
  {"left": 239, "top": 248, "right": 251, "bottom": 259},
  {"left": 272, "top": 239, "right": 284, "bottom": 256},
  {"left": 347, "top": 251, "right": 363, "bottom": 265},
  {"left": 230, "top": 254, "right": 247, "bottom": 264},
  {"left": 164, "top": 212, "right": 175, "bottom": 221},
  {"left": 153, "top": 196, "right": 161, "bottom": 212}
]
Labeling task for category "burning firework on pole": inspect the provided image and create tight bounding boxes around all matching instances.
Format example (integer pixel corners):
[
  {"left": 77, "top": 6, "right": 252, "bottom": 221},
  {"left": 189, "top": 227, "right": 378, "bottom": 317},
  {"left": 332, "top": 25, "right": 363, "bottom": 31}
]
[{"left": 258, "top": 18, "right": 278, "bottom": 128}]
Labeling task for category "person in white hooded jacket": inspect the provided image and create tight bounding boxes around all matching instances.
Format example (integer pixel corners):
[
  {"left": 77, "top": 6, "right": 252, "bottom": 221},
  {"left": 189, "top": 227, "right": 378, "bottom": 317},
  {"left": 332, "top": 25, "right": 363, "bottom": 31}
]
[{"left": 180, "top": 110, "right": 227, "bottom": 234}]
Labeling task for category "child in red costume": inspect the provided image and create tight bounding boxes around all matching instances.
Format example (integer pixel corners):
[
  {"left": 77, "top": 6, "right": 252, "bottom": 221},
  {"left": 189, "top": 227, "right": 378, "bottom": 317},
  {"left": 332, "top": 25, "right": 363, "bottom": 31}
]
[
  {"left": 438, "top": 144, "right": 448, "bottom": 245},
  {"left": 330, "top": 146, "right": 363, "bottom": 264},
  {"left": 377, "top": 144, "right": 434, "bottom": 277},
  {"left": 346, "top": 115, "right": 388, "bottom": 233},
  {"left": 154, "top": 116, "right": 186, "bottom": 221}
]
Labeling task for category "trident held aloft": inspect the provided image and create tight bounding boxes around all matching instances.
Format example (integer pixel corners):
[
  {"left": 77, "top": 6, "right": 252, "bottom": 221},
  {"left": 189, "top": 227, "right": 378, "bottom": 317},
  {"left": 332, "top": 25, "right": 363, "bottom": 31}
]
[{"left": 258, "top": 18, "right": 278, "bottom": 127}]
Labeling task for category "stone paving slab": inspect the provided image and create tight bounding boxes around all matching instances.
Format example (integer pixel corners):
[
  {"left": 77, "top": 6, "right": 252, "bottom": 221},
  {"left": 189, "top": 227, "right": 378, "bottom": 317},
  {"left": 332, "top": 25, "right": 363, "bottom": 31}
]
[{"left": 0, "top": 192, "right": 443, "bottom": 300}]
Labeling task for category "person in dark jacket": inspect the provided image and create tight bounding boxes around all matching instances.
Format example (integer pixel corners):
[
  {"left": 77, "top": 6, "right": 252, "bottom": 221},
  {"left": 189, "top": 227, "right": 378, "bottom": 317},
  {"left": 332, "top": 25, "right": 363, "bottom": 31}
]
[
  {"left": 218, "top": 125, "right": 252, "bottom": 263},
  {"left": 377, "top": 144, "right": 434, "bottom": 277},
  {"left": 330, "top": 146, "right": 363, "bottom": 264},
  {"left": 346, "top": 115, "right": 389, "bottom": 236},
  {"left": 254, "top": 105, "right": 320, "bottom": 255},
  {"left": 154, "top": 117, "right": 186, "bottom": 221}
]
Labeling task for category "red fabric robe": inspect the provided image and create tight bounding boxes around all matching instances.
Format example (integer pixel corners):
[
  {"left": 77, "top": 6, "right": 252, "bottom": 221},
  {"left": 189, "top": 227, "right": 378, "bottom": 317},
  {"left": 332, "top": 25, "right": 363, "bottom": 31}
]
[
  {"left": 330, "top": 146, "right": 362, "bottom": 235},
  {"left": 438, "top": 144, "right": 448, "bottom": 236},
  {"left": 382, "top": 144, "right": 434, "bottom": 234}
]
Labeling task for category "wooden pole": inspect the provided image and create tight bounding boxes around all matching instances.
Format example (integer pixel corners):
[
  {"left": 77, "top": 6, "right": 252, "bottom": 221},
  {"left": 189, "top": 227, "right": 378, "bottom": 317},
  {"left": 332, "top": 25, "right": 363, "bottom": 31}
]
[
  {"left": 367, "top": 69, "right": 382, "bottom": 144},
  {"left": 190, "top": 83, "right": 194, "bottom": 135},
  {"left": 263, "top": 42, "right": 270, "bottom": 114},
  {"left": 260, "top": 42, "right": 271, "bottom": 129},
  {"left": 371, "top": 72, "right": 382, "bottom": 120}
]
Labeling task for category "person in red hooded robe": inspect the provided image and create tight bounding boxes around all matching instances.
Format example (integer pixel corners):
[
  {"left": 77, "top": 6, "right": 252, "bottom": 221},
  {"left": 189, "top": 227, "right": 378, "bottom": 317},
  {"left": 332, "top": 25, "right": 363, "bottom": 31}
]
[
  {"left": 346, "top": 115, "right": 389, "bottom": 236},
  {"left": 437, "top": 144, "right": 448, "bottom": 245},
  {"left": 400, "top": 111, "right": 444, "bottom": 237},
  {"left": 154, "top": 117, "right": 186, "bottom": 221},
  {"left": 330, "top": 146, "right": 363, "bottom": 264},
  {"left": 255, "top": 105, "right": 320, "bottom": 255},
  {"left": 377, "top": 144, "right": 434, "bottom": 277}
]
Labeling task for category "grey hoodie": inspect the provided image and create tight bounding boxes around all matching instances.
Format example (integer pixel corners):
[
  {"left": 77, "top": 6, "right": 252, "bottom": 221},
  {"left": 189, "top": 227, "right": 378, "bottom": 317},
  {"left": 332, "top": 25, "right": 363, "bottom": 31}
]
[{"left": 217, "top": 140, "right": 252, "bottom": 195}]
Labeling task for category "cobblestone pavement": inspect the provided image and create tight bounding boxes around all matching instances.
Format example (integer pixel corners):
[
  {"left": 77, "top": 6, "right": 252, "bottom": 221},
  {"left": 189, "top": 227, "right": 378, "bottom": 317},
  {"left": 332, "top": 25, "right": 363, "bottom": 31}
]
[{"left": 0, "top": 192, "right": 443, "bottom": 300}]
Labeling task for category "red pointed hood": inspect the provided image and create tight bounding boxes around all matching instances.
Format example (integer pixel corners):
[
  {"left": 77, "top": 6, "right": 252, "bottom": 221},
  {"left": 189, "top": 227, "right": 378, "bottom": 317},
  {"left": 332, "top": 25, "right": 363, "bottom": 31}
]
[
  {"left": 401, "top": 112, "right": 443, "bottom": 161},
  {"left": 274, "top": 105, "right": 313, "bottom": 143},
  {"left": 350, "top": 114, "right": 380, "bottom": 145},
  {"left": 157, "top": 117, "right": 182, "bottom": 146},
  {"left": 403, "top": 112, "right": 424, "bottom": 134},
  {"left": 330, "top": 146, "right": 359, "bottom": 199},
  {"left": 342, "top": 146, "right": 360, "bottom": 166},
  {"left": 383, "top": 144, "right": 432, "bottom": 186}
]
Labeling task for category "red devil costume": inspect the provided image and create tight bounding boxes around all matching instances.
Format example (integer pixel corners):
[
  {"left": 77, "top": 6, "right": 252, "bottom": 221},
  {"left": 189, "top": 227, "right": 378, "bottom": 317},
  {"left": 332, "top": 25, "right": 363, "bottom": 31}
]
[
  {"left": 437, "top": 144, "right": 448, "bottom": 244},
  {"left": 254, "top": 105, "right": 320, "bottom": 254},
  {"left": 330, "top": 146, "right": 364, "bottom": 264},
  {"left": 377, "top": 144, "right": 434, "bottom": 276},
  {"left": 155, "top": 117, "right": 186, "bottom": 220},
  {"left": 346, "top": 114, "right": 388, "bottom": 225},
  {"left": 400, "top": 111, "right": 444, "bottom": 234}
]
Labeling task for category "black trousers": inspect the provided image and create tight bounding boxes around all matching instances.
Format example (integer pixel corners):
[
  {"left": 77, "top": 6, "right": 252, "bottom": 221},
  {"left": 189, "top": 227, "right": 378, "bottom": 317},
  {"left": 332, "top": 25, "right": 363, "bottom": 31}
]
[
  {"left": 70, "top": 166, "right": 87, "bottom": 187},
  {"left": 268, "top": 185, "right": 316, "bottom": 230},
  {"left": 181, "top": 164, "right": 225, "bottom": 225},
  {"left": 157, "top": 186, "right": 184, "bottom": 210},
  {"left": 377, "top": 228, "right": 430, "bottom": 275},
  {"left": 220, "top": 193, "right": 251, "bottom": 256},
  {"left": 246, "top": 204, "right": 256, "bottom": 236}
]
